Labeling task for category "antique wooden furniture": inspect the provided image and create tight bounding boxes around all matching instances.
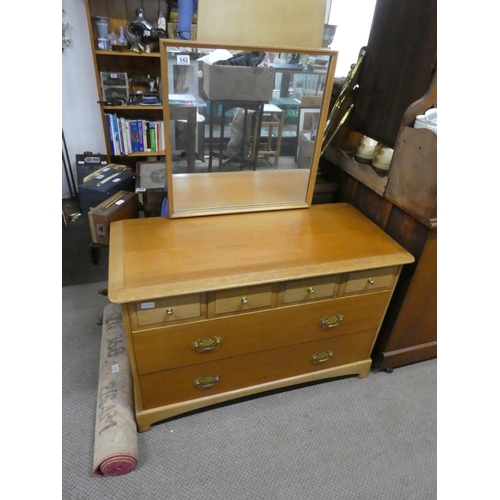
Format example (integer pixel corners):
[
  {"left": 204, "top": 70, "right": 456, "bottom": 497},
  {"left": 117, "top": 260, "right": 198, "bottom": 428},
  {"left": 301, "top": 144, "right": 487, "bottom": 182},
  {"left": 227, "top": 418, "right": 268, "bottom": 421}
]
[
  {"left": 108, "top": 203, "right": 414, "bottom": 431},
  {"left": 321, "top": 0, "right": 437, "bottom": 370}
]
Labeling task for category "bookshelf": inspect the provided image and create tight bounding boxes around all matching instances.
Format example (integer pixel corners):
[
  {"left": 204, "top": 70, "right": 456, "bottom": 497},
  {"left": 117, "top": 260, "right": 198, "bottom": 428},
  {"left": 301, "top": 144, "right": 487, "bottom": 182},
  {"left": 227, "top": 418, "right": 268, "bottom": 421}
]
[{"left": 84, "top": 0, "right": 171, "bottom": 167}]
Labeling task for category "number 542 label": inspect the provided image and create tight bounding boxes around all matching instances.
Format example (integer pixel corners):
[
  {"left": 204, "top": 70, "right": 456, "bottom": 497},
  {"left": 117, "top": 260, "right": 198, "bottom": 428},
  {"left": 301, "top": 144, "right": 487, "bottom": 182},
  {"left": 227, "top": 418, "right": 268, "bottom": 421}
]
[{"left": 177, "top": 54, "right": 190, "bottom": 65}]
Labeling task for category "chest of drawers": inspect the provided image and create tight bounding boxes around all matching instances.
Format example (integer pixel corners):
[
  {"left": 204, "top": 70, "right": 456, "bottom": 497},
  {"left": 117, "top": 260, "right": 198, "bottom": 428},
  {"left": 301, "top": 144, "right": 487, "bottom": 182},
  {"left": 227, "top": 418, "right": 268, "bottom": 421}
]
[{"left": 108, "top": 203, "right": 414, "bottom": 432}]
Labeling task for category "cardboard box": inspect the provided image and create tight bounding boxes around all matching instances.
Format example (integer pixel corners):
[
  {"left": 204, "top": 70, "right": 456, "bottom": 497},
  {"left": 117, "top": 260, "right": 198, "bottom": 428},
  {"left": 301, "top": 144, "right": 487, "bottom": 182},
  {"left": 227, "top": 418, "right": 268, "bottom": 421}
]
[
  {"left": 78, "top": 164, "right": 135, "bottom": 215},
  {"left": 88, "top": 191, "right": 139, "bottom": 246},
  {"left": 298, "top": 131, "right": 315, "bottom": 169},
  {"left": 202, "top": 61, "right": 275, "bottom": 101}
]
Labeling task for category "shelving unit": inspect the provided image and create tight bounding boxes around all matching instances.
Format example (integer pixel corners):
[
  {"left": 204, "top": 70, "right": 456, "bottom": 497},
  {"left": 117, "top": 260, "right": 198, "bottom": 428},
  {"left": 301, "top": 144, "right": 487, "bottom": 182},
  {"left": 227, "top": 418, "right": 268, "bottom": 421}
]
[{"left": 84, "top": 0, "right": 170, "bottom": 167}]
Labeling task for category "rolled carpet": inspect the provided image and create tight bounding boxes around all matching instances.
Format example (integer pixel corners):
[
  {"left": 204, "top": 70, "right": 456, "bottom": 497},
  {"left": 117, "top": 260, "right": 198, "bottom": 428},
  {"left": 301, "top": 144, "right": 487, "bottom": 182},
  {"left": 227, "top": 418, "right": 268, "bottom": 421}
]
[{"left": 92, "top": 303, "right": 138, "bottom": 476}]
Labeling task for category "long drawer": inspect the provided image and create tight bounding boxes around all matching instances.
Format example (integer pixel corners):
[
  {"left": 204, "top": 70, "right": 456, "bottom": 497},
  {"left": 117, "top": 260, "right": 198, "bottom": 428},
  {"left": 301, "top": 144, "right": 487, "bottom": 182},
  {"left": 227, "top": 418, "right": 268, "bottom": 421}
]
[
  {"left": 132, "top": 291, "right": 391, "bottom": 375},
  {"left": 139, "top": 329, "right": 376, "bottom": 410}
]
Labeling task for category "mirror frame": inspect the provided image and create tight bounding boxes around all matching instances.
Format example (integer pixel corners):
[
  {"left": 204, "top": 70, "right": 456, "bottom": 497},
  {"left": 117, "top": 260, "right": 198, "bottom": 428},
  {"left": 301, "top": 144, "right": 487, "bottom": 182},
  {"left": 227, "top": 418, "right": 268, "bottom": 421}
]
[{"left": 159, "top": 39, "right": 338, "bottom": 218}]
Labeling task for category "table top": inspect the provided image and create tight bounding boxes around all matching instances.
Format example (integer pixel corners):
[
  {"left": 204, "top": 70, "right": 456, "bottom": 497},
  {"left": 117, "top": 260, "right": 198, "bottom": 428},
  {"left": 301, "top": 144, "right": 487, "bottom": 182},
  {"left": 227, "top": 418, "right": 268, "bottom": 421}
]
[{"left": 108, "top": 203, "right": 414, "bottom": 303}]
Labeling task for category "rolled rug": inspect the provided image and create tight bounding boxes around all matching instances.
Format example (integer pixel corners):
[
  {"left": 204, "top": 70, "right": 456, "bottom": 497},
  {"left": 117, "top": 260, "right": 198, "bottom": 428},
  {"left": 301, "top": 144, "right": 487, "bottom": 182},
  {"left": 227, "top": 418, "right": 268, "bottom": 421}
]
[{"left": 92, "top": 303, "right": 138, "bottom": 476}]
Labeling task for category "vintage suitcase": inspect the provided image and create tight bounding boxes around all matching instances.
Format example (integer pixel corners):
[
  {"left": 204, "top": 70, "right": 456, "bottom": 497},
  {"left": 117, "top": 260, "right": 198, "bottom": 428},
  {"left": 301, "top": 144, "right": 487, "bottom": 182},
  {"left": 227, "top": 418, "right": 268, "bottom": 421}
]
[
  {"left": 75, "top": 153, "right": 108, "bottom": 186},
  {"left": 78, "top": 164, "right": 135, "bottom": 215},
  {"left": 88, "top": 191, "right": 139, "bottom": 246},
  {"left": 135, "top": 161, "right": 167, "bottom": 217}
]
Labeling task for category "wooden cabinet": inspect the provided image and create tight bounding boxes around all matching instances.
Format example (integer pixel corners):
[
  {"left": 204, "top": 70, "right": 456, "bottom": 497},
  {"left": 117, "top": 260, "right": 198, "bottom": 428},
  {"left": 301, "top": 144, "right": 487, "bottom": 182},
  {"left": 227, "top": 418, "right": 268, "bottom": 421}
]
[
  {"left": 320, "top": 0, "right": 437, "bottom": 370},
  {"left": 108, "top": 203, "right": 414, "bottom": 431},
  {"left": 83, "top": 0, "right": 170, "bottom": 167}
]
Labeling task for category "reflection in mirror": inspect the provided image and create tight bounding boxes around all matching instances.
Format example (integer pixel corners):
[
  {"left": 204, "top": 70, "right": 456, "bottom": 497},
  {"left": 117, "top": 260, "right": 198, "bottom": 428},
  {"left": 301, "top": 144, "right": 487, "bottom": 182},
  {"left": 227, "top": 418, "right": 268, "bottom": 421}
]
[{"left": 160, "top": 40, "right": 337, "bottom": 217}]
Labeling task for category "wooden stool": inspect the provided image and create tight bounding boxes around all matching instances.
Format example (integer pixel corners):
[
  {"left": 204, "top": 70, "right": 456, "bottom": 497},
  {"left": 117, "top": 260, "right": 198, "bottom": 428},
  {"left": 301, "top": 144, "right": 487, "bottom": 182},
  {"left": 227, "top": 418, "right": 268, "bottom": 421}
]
[{"left": 258, "top": 104, "right": 285, "bottom": 167}]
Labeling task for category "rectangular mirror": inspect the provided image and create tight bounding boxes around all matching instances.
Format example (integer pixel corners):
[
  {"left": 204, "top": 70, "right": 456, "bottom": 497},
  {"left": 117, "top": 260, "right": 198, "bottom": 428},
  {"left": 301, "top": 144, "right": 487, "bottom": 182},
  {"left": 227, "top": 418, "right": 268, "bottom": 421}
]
[{"left": 159, "top": 39, "right": 338, "bottom": 218}]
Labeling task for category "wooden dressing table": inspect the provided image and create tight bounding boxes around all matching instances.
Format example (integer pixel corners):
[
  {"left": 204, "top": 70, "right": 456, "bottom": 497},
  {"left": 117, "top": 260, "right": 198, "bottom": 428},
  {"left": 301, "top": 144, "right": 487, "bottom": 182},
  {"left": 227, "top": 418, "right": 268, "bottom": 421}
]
[{"left": 108, "top": 203, "right": 414, "bottom": 431}]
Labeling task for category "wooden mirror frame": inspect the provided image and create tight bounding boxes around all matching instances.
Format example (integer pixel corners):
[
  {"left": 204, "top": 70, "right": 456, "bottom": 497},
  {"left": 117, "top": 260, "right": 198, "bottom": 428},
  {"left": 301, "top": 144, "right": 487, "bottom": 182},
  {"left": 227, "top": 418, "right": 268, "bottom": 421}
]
[{"left": 159, "top": 39, "right": 338, "bottom": 218}]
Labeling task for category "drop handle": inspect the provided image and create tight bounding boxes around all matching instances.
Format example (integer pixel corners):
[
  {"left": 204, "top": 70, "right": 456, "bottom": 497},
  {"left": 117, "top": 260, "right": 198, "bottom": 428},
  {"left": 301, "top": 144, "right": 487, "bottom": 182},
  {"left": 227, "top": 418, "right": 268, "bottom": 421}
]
[
  {"left": 193, "top": 336, "right": 221, "bottom": 352},
  {"left": 194, "top": 374, "right": 220, "bottom": 388},
  {"left": 319, "top": 314, "right": 344, "bottom": 329},
  {"left": 311, "top": 350, "right": 333, "bottom": 364}
]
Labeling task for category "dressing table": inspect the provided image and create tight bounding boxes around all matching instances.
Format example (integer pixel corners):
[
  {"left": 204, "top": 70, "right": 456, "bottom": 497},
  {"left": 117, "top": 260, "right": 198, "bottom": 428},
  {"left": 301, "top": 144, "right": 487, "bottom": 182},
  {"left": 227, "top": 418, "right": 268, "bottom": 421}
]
[{"left": 107, "top": 40, "right": 414, "bottom": 432}]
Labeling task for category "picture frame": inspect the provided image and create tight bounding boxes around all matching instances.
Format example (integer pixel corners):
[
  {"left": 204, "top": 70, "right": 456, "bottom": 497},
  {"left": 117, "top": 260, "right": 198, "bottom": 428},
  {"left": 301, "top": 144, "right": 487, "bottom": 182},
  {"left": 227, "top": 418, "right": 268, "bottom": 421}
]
[{"left": 298, "top": 108, "right": 321, "bottom": 133}]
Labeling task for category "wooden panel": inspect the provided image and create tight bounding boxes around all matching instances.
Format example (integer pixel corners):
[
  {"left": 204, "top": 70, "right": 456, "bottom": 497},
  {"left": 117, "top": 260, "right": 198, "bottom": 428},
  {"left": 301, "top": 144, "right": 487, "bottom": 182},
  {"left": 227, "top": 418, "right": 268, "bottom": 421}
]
[
  {"left": 213, "top": 284, "right": 274, "bottom": 316},
  {"left": 131, "top": 293, "right": 203, "bottom": 327},
  {"left": 132, "top": 291, "right": 392, "bottom": 374},
  {"left": 282, "top": 275, "right": 339, "bottom": 304},
  {"left": 197, "top": 0, "right": 326, "bottom": 48},
  {"left": 108, "top": 204, "right": 414, "bottom": 303},
  {"left": 383, "top": 229, "right": 436, "bottom": 353},
  {"left": 348, "top": 0, "right": 437, "bottom": 146},
  {"left": 343, "top": 267, "right": 397, "bottom": 295},
  {"left": 385, "top": 127, "right": 437, "bottom": 220},
  {"left": 139, "top": 329, "right": 376, "bottom": 409}
]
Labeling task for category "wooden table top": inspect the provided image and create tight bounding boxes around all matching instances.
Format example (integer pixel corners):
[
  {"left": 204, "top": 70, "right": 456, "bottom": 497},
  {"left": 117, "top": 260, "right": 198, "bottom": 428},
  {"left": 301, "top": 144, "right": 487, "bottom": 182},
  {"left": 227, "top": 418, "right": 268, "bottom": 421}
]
[{"left": 108, "top": 203, "right": 414, "bottom": 303}]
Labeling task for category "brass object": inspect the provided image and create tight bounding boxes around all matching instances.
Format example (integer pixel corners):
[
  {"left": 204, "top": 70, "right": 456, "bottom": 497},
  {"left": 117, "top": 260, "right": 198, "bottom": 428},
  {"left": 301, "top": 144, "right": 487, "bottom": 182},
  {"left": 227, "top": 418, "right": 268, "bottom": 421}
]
[
  {"left": 241, "top": 297, "right": 248, "bottom": 304},
  {"left": 166, "top": 308, "right": 174, "bottom": 315},
  {"left": 320, "top": 314, "right": 344, "bottom": 329},
  {"left": 194, "top": 374, "right": 220, "bottom": 388},
  {"left": 308, "top": 287, "right": 315, "bottom": 294},
  {"left": 311, "top": 350, "right": 333, "bottom": 364},
  {"left": 193, "top": 336, "right": 222, "bottom": 352},
  {"left": 367, "top": 278, "right": 375, "bottom": 285}
]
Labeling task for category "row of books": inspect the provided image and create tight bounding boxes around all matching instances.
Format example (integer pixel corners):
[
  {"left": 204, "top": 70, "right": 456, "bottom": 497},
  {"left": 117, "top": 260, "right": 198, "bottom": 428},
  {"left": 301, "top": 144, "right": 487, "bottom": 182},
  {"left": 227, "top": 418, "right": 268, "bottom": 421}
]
[{"left": 105, "top": 114, "right": 166, "bottom": 155}]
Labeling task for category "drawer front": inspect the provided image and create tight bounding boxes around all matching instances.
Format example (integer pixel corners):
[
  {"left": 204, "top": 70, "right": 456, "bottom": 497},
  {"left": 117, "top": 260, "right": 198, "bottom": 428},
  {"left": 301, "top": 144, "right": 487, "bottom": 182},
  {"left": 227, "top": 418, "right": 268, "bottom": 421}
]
[
  {"left": 131, "top": 294, "right": 203, "bottom": 327},
  {"left": 139, "top": 329, "right": 376, "bottom": 410},
  {"left": 344, "top": 266, "right": 397, "bottom": 295},
  {"left": 133, "top": 290, "right": 391, "bottom": 375},
  {"left": 213, "top": 284, "right": 273, "bottom": 316},
  {"left": 282, "top": 275, "right": 339, "bottom": 304}
]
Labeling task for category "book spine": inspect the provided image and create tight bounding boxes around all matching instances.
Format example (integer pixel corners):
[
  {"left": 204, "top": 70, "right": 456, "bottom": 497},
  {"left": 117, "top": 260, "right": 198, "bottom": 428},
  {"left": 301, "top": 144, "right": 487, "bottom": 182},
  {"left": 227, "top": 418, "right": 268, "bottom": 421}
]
[
  {"left": 137, "top": 120, "right": 144, "bottom": 152},
  {"left": 111, "top": 114, "right": 121, "bottom": 155},
  {"left": 117, "top": 117, "right": 126, "bottom": 155},
  {"left": 159, "top": 120, "right": 165, "bottom": 152},
  {"left": 130, "top": 120, "right": 140, "bottom": 153},
  {"left": 105, "top": 114, "right": 115, "bottom": 156},
  {"left": 142, "top": 120, "right": 148, "bottom": 151},
  {"left": 155, "top": 121, "right": 161, "bottom": 152},
  {"left": 148, "top": 122, "right": 157, "bottom": 152},
  {"left": 124, "top": 120, "right": 131, "bottom": 155}
]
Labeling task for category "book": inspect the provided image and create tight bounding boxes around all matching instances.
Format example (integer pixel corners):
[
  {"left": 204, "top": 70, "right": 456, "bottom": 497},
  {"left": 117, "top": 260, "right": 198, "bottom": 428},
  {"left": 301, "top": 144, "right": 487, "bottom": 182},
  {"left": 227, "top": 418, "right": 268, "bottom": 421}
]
[
  {"left": 124, "top": 120, "right": 132, "bottom": 154},
  {"left": 137, "top": 120, "right": 145, "bottom": 152},
  {"left": 148, "top": 121, "right": 157, "bottom": 152},
  {"left": 105, "top": 114, "right": 115, "bottom": 155},
  {"left": 110, "top": 114, "right": 121, "bottom": 155},
  {"left": 129, "top": 120, "right": 140, "bottom": 153}
]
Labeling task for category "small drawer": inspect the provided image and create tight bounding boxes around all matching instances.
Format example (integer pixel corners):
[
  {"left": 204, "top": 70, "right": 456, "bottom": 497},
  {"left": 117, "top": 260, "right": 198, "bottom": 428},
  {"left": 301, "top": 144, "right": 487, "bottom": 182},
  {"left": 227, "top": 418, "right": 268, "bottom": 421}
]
[
  {"left": 344, "top": 266, "right": 397, "bottom": 295},
  {"left": 213, "top": 284, "right": 273, "bottom": 316},
  {"left": 132, "top": 294, "right": 202, "bottom": 327},
  {"left": 282, "top": 275, "right": 339, "bottom": 305}
]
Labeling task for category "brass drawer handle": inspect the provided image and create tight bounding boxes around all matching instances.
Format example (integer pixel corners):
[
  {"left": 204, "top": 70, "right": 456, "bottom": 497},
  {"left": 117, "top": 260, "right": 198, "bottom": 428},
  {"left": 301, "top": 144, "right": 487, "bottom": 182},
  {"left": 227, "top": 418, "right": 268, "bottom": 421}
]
[
  {"left": 308, "top": 287, "right": 315, "bottom": 294},
  {"left": 194, "top": 374, "right": 220, "bottom": 389},
  {"left": 311, "top": 350, "right": 333, "bottom": 364},
  {"left": 241, "top": 297, "right": 248, "bottom": 304},
  {"left": 166, "top": 308, "right": 174, "bottom": 316},
  {"left": 320, "top": 314, "right": 344, "bottom": 329},
  {"left": 367, "top": 278, "right": 375, "bottom": 285},
  {"left": 193, "top": 336, "right": 221, "bottom": 352}
]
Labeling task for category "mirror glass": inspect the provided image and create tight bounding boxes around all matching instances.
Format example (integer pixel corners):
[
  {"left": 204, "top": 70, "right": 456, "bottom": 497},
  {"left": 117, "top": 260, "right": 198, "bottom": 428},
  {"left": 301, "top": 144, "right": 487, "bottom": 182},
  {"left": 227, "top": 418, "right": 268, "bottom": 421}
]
[{"left": 160, "top": 40, "right": 338, "bottom": 218}]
